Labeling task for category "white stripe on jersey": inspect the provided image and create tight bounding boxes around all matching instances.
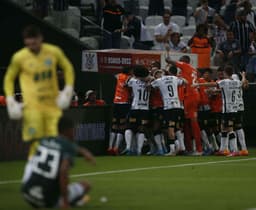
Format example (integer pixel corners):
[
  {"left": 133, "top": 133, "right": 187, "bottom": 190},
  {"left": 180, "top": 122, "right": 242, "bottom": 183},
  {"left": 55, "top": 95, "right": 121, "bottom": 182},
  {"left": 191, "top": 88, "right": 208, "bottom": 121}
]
[
  {"left": 127, "top": 77, "right": 150, "bottom": 110},
  {"left": 151, "top": 75, "right": 183, "bottom": 110},
  {"left": 232, "top": 74, "right": 245, "bottom": 111},
  {"left": 217, "top": 79, "right": 242, "bottom": 113}
]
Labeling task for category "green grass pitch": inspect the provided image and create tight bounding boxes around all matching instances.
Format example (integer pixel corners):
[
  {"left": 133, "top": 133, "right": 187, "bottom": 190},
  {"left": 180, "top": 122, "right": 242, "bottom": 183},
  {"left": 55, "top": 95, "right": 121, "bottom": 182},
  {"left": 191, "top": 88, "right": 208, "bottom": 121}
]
[{"left": 0, "top": 150, "right": 256, "bottom": 210}]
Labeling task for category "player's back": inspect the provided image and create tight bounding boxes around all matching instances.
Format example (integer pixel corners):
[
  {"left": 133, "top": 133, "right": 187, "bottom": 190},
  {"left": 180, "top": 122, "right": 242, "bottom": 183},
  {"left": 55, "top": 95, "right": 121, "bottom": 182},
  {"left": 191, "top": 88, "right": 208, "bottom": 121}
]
[
  {"left": 114, "top": 73, "right": 130, "bottom": 104},
  {"left": 217, "top": 79, "right": 242, "bottom": 113},
  {"left": 22, "top": 136, "right": 77, "bottom": 208},
  {"left": 127, "top": 77, "right": 150, "bottom": 110},
  {"left": 10, "top": 43, "right": 63, "bottom": 109}
]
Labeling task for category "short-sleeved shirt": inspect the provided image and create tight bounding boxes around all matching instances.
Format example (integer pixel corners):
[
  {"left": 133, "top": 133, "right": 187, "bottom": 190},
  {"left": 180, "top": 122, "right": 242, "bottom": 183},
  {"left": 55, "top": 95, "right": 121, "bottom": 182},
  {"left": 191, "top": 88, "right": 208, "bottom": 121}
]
[
  {"left": 169, "top": 40, "right": 187, "bottom": 52},
  {"left": 22, "top": 137, "right": 78, "bottom": 208},
  {"left": 230, "top": 20, "right": 255, "bottom": 52},
  {"left": 218, "top": 39, "right": 241, "bottom": 55},
  {"left": 175, "top": 61, "right": 200, "bottom": 97},
  {"left": 127, "top": 77, "right": 150, "bottom": 110},
  {"left": 151, "top": 76, "right": 184, "bottom": 110},
  {"left": 217, "top": 79, "right": 242, "bottom": 113},
  {"left": 154, "top": 22, "right": 180, "bottom": 50}
]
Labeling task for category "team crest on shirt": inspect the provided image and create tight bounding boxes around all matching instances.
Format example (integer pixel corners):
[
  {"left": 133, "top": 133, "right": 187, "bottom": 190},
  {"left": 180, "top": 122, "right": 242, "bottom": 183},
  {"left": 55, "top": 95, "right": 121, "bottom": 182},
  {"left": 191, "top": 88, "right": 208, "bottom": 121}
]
[
  {"left": 44, "top": 59, "right": 52, "bottom": 67},
  {"left": 28, "top": 127, "right": 36, "bottom": 136}
]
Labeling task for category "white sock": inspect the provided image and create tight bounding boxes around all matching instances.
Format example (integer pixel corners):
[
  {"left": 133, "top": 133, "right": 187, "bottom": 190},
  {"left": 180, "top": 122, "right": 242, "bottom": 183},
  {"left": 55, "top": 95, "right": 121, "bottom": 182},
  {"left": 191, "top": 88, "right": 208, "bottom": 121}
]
[
  {"left": 161, "top": 134, "right": 167, "bottom": 152},
  {"left": 176, "top": 130, "right": 185, "bottom": 151},
  {"left": 229, "top": 132, "right": 238, "bottom": 152},
  {"left": 169, "top": 144, "right": 175, "bottom": 153},
  {"left": 137, "top": 133, "right": 145, "bottom": 155},
  {"left": 175, "top": 140, "right": 180, "bottom": 151},
  {"left": 125, "top": 129, "right": 133, "bottom": 150},
  {"left": 154, "top": 134, "right": 163, "bottom": 151},
  {"left": 115, "top": 133, "right": 123, "bottom": 149},
  {"left": 211, "top": 134, "right": 219, "bottom": 151},
  {"left": 221, "top": 135, "right": 228, "bottom": 151},
  {"left": 236, "top": 129, "right": 247, "bottom": 150},
  {"left": 201, "top": 130, "right": 212, "bottom": 149},
  {"left": 109, "top": 132, "right": 116, "bottom": 149}
]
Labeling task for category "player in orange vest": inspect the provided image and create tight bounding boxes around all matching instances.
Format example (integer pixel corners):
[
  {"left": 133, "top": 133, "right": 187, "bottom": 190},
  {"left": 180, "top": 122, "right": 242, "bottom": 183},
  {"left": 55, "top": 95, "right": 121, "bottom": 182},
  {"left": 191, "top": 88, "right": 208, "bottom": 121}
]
[
  {"left": 166, "top": 55, "right": 202, "bottom": 155},
  {"left": 108, "top": 66, "right": 133, "bottom": 155}
]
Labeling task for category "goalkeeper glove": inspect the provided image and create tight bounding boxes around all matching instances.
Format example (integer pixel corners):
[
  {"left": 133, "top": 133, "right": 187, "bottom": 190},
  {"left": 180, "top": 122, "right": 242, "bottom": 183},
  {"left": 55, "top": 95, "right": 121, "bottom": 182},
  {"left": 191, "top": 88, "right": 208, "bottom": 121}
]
[
  {"left": 6, "top": 96, "right": 23, "bottom": 120},
  {"left": 56, "top": 85, "right": 73, "bottom": 110}
]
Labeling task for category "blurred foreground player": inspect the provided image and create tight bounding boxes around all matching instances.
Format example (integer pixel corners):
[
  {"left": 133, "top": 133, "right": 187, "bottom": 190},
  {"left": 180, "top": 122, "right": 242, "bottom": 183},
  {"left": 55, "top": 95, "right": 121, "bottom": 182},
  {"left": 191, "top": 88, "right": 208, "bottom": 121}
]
[
  {"left": 108, "top": 66, "right": 133, "bottom": 155},
  {"left": 22, "top": 117, "right": 95, "bottom": 209},
  {"left": 166, "top": 55, "right": 203, "bottom": 155},
  {"left": 4, "top": 25, "right": 74, "bottom": 157}
]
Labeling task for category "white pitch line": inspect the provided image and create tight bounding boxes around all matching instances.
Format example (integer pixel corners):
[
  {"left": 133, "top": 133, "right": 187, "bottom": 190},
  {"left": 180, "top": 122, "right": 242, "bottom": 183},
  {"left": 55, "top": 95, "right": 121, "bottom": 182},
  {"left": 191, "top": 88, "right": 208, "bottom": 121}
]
[{"left": 0, "top": 157, "right": 255, "bottom": 185}]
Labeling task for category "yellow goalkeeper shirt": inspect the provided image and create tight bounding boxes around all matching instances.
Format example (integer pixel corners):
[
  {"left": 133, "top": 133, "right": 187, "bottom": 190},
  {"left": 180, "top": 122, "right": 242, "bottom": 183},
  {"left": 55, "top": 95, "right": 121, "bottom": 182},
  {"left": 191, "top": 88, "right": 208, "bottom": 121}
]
[{"left": 4, "top": 43, "right": 75, "bottom": 110}]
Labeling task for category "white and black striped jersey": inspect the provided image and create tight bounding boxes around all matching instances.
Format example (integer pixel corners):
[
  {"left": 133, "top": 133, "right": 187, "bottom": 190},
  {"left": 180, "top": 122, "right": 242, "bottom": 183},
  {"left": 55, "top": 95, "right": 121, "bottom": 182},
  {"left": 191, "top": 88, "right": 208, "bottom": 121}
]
[
  {"left": 217, "top": 79, "right": 242, "bottom": 113},
  {"left": 127, "top": 77, "right": 150, "bottom": 110},
  {"left": 151, "top": 76, "right": 184, "bottom": 110},
  {"left": 231, "top": 74, "right": 245, "bottom": 112}
]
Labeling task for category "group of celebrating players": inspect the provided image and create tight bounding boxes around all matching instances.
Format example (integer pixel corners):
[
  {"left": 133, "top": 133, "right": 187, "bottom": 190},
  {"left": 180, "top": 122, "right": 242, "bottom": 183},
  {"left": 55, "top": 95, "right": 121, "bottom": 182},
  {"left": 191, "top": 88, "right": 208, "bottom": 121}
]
[{"left": 108, "top": 55, "right": 249, "bottom": 157}]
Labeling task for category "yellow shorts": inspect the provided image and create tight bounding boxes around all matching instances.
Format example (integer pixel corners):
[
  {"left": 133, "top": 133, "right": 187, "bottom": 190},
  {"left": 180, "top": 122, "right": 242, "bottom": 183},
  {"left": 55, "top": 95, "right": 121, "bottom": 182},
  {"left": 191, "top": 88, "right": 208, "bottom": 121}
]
[{"left": 22, "top": 108, "right": 62, "bottom": 142}]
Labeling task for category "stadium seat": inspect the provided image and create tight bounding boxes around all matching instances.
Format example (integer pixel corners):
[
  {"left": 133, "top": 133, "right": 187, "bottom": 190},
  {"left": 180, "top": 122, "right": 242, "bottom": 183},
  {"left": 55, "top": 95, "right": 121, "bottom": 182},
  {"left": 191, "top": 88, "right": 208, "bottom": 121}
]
[
  {"left": 145, "top": 26, "right": 155, "bottom": 41},
  {"left": 139, "top": 0, "right": 149, "bottom": 7},
  {"left": 81, "top": 0, "right": 96, "bottom": 8},
  {"left": 145, "top": 16, "right": 162, "bottom": 26},
  {"left": 43, "top": 16, "right": 55, "bottom": 25},
  {"left": 187, "top": 6, "right": 193, "bottom": 16},
  {"left": 182, "top": 26, "right": 196, "bottom": 36},
  {"left": 63, "top": 28, "right": 80, "bottom": 38},
  {"left": 189, "top": 17, "right": 196, "bottom": 26},
  {"left": 164, "top": 0, "right": 172, "bottom": 9},
  {"left": 220, "top": 6, "right": 226, "bottom": 16},
  {"left": 80, "top": 36, "right": 99, "bottom": 49},
  {"left": 164, "top": 6, "right": 171, "bottom": 11},
  {"left": 171, "top": 16, "right": 186, "bottom": 27},
  {"left": 66, "top": 6, "right": 81, "bottom": 32},
  {"left": 120, "top": 36, "right": 133, "bottom": 49}
]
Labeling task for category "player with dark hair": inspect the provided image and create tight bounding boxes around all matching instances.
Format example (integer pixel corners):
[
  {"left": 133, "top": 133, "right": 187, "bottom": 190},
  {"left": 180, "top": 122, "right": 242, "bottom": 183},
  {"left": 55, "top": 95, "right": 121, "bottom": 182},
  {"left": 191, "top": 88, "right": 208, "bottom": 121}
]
[
  {"left": 4, "top": 25, "right": 75, "bottom": 158},
  {"left": 151, "top": 65, "right": 187, "bottom": 156},
  {"left": 123, "top": 65, "right": 150, "bottom": 155},
  {"left": 194, "top": 66, "right": 247, "bottom": 156},
  {"left": 108, "top": 66, "right": 133, "bottom": 155},
  {"left": 21, "top": 117, "right": 95, "bottom": 209},
  {"left": 166, "top": 55, "right": 203, "bottom": 155}
]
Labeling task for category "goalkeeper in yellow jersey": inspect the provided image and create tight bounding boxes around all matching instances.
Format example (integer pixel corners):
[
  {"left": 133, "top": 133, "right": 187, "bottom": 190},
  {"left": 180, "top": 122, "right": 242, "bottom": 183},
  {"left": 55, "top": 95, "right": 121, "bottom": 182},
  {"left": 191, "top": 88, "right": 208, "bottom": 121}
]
[{"left": 4, "top": 25, "right": 75, "bottom": 157}]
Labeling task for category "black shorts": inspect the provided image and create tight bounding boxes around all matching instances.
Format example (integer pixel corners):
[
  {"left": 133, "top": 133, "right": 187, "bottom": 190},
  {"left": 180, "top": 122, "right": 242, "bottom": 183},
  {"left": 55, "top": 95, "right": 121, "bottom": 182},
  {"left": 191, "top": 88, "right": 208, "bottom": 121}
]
[
  {"left": 208, "top": 112, "right": 221, "bottom": 127},
  {"left": 162, "top": 108, "right": 184, "bottom": 128},
  {"left": 221, "top": 113, "right": 236, "bottom": 128},
  {"left": 149, "top": 107, "right": 163, "bottom": 122},
  {"left": 127, "top": 110, "right": 149, "bottom": 128},
  {"left": 198, "top": 110, "right": 211, "bottom": 129},
  {"left": 234, "top": 111, "right": 244, "bottom": 127},
  {"left": 112, "top": 103, "right": 131, "bottom": 125}
]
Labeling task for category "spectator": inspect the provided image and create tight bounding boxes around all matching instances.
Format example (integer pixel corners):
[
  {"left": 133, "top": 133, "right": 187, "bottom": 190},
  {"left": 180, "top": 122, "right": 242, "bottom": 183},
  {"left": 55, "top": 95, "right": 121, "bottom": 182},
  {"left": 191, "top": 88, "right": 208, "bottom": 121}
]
[
  {"left": 83, "top": 90, "right": 106, "bottom": 106},
  {"left": 230, "top": 7, "right": 255, "bottom": 70},
  {"left": 168, "top": 32, "right": 188, "bottom": 53},
  {"left": 154, "top": 10, "right": 180, "bottom": 50},
  {"left": 214, "top": 30, "right": 241, "bottom": 73},
  {"left": 208, "top": 0, "right": 226, "bottom": 13},
  {"left": 239, "top": 0, "right": 256, "bottom": 28},
  {"left": 210, "top": 17, "right": 228, "bottom": 48},
  {"left": 194, "top": 0, "right": 216, "bottom": 26},
  {"left": 223, "top": 0, "right": 239, "bottom": 25},
  {"left": 188, "top": 24, "right": 213, "bottom": 69},
  {"left": 246, "top": 32, "right": 256, "bottom": 81},
  {"left": 123, "top": 12, "right": 153, "bottom": 50},
  {"left": 148, "top": 0, "right": 164, "bottom": 16},
  {"left": 171, "top": 0, "right": 188, "bottom": 25},
  {"left": 103, "top": 0, "right": 125, "bottom": 49}
]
